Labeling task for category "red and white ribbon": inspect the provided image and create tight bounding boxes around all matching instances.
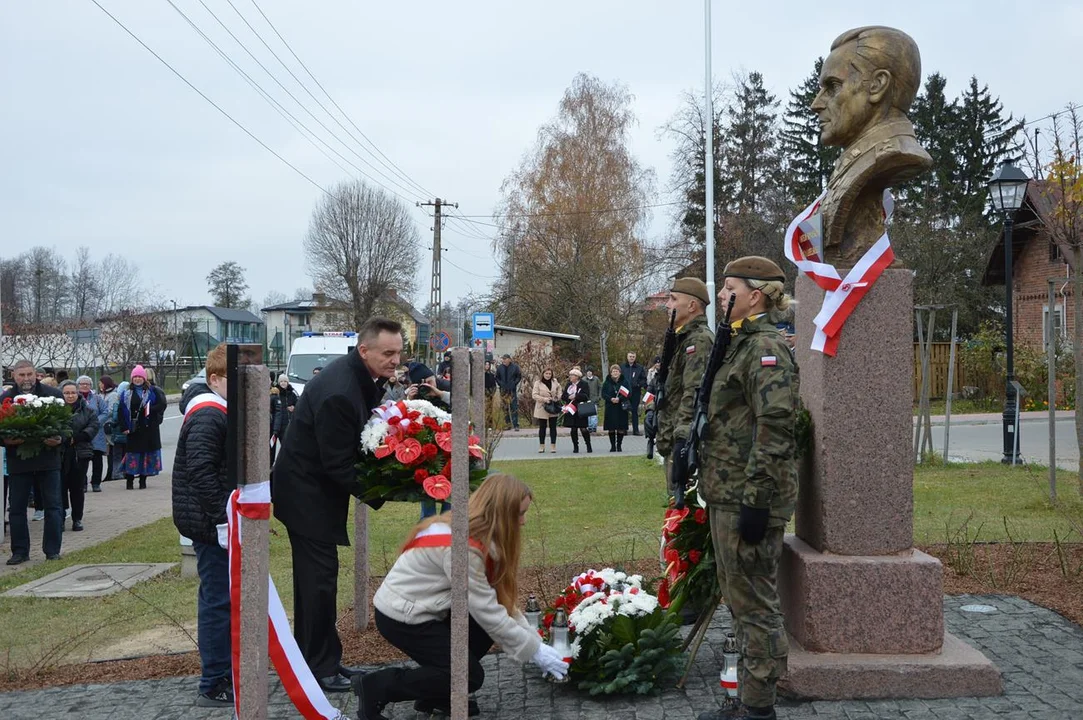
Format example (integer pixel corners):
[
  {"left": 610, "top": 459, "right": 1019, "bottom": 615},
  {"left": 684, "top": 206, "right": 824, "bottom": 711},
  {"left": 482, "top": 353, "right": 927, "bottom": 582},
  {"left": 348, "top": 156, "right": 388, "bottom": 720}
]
[
  {"left": 227, "top": 481, "right": 347, "bottom": 720},
  {"left": 783, "top": 190, "right": 895, "bottom": 356}
]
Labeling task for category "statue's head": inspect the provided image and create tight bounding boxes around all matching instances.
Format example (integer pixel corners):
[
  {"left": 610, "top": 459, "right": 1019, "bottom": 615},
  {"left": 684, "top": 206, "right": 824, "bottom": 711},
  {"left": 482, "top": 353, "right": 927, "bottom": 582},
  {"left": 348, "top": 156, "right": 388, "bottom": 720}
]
[{"left": 812, "top": 26, "right": 921, "bottom": 148}]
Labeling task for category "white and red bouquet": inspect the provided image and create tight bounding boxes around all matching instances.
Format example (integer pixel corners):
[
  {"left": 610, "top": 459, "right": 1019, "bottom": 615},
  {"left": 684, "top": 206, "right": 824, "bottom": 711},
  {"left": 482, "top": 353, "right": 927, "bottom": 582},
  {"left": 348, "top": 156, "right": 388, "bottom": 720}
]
[
  {"left": 542, "top": 568, "right": 683, "bottom": 695},
  {"left": 355, "top": 399, "right": 486, "bottom": 504},
  {"left": 0, "top": 394, "right": 72, "bottom": 460}
]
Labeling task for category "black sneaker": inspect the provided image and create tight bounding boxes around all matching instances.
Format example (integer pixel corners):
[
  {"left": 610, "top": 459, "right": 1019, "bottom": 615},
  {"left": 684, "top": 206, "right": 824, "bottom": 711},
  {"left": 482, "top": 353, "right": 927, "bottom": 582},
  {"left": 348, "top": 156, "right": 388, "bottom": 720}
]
[
  {"left": 196, "top": 676, "right": 234, "bottom": 707},
  {"left": 414, "top": 697, "right": 481, "bottom": 716},
  {"left": 6, "top": 554, "right": 28, "bottom": 566},
  {"left": 46, "top": 554, "right": 60, "bottom": 561},
  {"left": 72, "top": 521, "right": 84, "bottom": 532}
]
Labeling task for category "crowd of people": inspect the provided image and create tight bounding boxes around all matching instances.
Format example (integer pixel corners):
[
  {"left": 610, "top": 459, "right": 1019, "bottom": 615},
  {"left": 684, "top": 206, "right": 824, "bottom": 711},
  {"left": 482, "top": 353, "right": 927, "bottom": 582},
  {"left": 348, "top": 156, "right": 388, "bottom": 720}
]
[{"left": 1, "top": 361, "right": 168, "bottom": 565}]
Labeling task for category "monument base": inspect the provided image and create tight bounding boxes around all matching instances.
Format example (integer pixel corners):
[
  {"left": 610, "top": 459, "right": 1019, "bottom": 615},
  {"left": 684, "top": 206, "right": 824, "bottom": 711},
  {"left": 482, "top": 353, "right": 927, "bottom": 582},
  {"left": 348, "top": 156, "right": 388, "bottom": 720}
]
[{"left": 781, "top": 631, "right": 1003, "bottom": 700}]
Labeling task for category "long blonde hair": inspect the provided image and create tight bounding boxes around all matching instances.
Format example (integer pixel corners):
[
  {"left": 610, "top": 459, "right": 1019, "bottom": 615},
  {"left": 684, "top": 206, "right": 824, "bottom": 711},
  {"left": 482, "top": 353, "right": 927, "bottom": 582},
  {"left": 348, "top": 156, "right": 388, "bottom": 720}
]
[{"left": 401, "top": 473, "right": 532, "bottom": 614}]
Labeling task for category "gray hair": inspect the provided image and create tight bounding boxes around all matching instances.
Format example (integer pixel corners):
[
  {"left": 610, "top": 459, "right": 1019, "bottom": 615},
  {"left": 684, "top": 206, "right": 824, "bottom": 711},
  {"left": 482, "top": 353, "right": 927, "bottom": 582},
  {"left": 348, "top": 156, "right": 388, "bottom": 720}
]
[
  {"left": 60, "top": 380, "right": 78, "bottom": 391},
  {"left": 11, "top": 359, "right": 35, "bottom": 372},
  {"left": 76, "top": 375, "right": 93, "bottom": 385}
]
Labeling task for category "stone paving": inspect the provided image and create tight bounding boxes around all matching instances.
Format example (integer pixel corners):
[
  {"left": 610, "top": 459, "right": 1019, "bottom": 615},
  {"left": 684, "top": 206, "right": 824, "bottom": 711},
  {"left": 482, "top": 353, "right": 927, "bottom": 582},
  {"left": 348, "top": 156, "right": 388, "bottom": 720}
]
[{"left": 2, "top": 593, "right": 1082, "bottom": 719}]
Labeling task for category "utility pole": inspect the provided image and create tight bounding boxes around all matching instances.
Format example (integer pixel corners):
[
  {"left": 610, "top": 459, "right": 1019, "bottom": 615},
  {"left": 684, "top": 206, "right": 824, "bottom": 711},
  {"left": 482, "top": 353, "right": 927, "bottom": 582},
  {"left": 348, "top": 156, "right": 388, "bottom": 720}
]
[{"left": 419, "top": 197, "right": 457, "bottom": 365}]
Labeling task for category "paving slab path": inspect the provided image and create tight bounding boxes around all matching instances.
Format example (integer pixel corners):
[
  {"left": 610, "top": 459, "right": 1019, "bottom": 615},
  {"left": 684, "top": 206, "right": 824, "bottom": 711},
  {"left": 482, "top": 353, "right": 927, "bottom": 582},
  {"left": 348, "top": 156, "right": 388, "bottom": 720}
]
[{"left": 2, "top": 594, "right": 1081, "bottom": 719}]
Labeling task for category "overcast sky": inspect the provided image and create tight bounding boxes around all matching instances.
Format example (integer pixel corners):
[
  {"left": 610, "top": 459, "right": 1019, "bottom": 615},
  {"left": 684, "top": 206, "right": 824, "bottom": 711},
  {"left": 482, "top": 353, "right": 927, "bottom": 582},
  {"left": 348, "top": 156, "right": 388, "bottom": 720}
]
[{"left": 3, "top": 1, "right": 1080, "bottom": 317}]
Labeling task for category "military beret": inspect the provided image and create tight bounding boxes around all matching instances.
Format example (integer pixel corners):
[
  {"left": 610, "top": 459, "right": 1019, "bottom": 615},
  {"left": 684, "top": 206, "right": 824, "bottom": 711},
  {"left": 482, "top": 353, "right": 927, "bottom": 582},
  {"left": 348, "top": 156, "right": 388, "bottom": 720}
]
[
  {"left": 670, "top": 277, "right": 711, "bottom": 306},
  {"left": 723, "top": 256, "right": 786, "bottom": 282}
]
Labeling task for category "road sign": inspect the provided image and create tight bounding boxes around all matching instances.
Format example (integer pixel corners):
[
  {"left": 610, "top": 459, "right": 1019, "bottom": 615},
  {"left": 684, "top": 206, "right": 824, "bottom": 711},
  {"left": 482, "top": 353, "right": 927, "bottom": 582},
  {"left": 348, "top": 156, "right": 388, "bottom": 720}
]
[
  {"left": 472, "top": 312, "right": 495, "bottom": 340},
  {"left": 429, "top": 330, "right": 452, "bottom": 352}
]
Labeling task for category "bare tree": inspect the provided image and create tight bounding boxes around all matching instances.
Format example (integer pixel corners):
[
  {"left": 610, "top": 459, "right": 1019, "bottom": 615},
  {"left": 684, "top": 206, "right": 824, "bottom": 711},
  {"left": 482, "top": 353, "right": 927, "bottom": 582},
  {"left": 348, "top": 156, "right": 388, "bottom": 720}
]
[
  {"left": 95, "top": 254, "right": 141, "bottom": 318},
  {"left": 303, "top": 180, "right": 420, "bottom": 331},
  {"left": 69, "top": 246, "right": 98, "bottom": 322}
]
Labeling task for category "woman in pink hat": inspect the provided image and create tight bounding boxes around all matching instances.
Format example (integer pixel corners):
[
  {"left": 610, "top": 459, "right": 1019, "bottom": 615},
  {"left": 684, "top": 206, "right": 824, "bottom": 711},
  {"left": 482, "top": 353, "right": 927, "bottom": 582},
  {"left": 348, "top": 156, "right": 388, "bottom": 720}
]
[{"left": 119, "top": 365, "right": 168, "bottom": 489}]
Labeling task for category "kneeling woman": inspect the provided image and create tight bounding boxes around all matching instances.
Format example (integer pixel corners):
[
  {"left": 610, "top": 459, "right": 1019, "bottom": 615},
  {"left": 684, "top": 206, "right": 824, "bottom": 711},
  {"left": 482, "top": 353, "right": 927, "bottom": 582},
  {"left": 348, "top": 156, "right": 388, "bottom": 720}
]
[{"left": 354, "top": 474, "right": 568, "bottom": 719}]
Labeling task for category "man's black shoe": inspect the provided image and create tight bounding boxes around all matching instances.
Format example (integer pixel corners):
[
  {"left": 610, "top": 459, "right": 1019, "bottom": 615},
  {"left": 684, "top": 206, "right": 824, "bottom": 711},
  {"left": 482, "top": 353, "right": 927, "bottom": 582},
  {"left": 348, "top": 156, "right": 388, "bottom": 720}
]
[
  {"left": 352, "top": 674, "right": 390, "bottom": 720},
  {"left": 46, "top": 554, "right": 60, "bottom": 561},
  {"left": 6, "top": 555, "right": 28, "bottom": 566},
  {"left": 413, "top": 696, "right": 481, "bottom": 716},
  {"left": 196, "top": 676, "right": 234, "bottom": 707},
  {"left": 337, "top": 663, "right": 364, "bottom": 678},
  {"left": 91, "top": 484, "right": 101, "bottom": 493},
  {"left": 72, "top": 521, "right": 84, "bottom": 531},
  {"left": 697, "top": 703, "right": 776, "bottom": 720},
  {"left": 316, "top": 673, "right": 351, "bottom": 693}
]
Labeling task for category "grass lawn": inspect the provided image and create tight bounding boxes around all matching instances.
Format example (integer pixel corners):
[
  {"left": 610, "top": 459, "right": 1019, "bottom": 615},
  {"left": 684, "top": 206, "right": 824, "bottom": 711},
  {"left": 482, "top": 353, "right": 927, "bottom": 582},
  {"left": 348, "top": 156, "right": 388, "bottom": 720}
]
[{"left": 1, "top": 457, "right": 1080, "bottom": 671}]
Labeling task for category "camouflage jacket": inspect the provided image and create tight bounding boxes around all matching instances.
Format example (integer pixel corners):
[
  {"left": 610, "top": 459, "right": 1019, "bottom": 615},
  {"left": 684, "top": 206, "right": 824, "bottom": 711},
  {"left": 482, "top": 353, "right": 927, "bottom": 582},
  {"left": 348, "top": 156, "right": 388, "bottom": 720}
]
[
  {"left": 698, "top": 315, "right": 798, "bottom": 524},
  {"left": 656, "top": 314, "right": 714, "bottom": 457}
]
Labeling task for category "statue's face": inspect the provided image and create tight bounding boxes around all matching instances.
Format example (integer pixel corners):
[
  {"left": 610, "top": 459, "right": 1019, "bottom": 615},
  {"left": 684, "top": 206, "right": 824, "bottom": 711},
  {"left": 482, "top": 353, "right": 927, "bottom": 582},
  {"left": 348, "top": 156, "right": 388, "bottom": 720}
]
[{"left": 812, "top": 45, "right": 879, "bottom": 148}]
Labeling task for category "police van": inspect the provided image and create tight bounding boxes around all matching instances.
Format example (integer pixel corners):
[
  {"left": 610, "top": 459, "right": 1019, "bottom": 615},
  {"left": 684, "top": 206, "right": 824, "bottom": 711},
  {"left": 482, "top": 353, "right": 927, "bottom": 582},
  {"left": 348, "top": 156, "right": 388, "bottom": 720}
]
[{"left": 285, "top": 331, "right": 357, "bottom": 395}]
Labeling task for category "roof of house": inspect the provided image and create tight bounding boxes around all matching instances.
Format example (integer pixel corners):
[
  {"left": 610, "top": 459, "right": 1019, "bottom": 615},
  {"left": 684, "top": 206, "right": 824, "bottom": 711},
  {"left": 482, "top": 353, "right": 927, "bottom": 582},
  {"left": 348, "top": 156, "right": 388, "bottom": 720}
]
[
  {"left": 184, "top": 306, "right": 263, "bottom": 324},
  {"left": 260, "top": 297, "right": 349, "bottom": 312},
  {"left": 982, "top": 181, "right": 1072, "bottom": 286},
  {"left": 495, "top": 324, "right": 580, "bottom": 341}
]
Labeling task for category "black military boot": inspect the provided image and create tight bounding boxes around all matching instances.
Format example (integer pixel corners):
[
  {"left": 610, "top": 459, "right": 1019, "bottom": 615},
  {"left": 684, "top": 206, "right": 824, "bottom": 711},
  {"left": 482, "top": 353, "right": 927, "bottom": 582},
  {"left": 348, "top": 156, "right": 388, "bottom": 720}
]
[{"left": 697, "top": 703, "right": 776, "bottom": 720}]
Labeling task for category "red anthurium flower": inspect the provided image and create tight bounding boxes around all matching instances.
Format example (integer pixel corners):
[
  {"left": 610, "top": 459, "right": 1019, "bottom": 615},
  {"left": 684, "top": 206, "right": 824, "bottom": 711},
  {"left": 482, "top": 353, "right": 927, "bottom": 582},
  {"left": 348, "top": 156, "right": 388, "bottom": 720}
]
[
  {"left": 663, "top": 507, "right": 690, "bottom": 535},
  {"left": 441, "top": 460, "right": 452, "bottom": 477},
  {"left": 688, "top": 549, "right": 702, "bottom": 565},
  {"left": 657, "top": 578, "right": 671, "bottom": 608},
  {"left": 414, "top": 469, "right": 429, "bottom": 484},
  {"left": 434, "top": 431, "right": 452, "bottom": 453},
  {"left": 694, "top": 508, "right": 708, "bottom": 524},
  {"left": 423, "top": 475, "right": 451, "bottom": 501},
  {"left": 373, "top": 444, "right": 393, "bottom": 459},
  {"left": 394, "top": 438, "right": 423, "bottom": 465}
]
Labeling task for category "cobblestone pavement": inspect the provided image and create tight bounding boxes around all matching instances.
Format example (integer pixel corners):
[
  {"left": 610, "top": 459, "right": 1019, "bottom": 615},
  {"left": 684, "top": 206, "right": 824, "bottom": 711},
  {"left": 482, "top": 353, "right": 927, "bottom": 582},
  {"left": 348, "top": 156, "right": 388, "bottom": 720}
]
[{"left": 2, "top": 594, "right": 1081, "bottom": 719}]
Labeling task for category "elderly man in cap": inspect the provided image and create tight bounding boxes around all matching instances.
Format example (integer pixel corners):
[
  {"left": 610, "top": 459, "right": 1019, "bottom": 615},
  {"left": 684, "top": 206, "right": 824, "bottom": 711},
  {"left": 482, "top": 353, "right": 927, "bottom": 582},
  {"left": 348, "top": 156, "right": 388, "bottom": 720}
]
[{"left": 656, "top": 277, "right": 715, "bottom": 498}]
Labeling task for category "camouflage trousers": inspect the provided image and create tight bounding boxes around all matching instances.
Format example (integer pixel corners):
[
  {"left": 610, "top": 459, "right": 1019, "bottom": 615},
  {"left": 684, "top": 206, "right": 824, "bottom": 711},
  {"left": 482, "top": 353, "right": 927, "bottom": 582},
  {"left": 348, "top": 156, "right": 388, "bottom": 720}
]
[{"left": 709, "top": 507, "right": 788, "bottom": 708}]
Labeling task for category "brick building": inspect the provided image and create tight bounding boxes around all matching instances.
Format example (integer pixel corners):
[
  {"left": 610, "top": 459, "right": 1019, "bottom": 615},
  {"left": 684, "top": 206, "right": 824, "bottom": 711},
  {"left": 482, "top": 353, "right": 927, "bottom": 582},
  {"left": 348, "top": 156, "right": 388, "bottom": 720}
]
[{"left": 982, "top": 181, "right": 1072, "bottom": 351}]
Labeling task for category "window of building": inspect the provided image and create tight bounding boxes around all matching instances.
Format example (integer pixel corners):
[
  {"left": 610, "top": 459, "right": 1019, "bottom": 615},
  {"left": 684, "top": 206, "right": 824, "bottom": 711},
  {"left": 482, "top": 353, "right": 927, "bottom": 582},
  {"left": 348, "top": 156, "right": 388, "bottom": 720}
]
[
  {"left": 1049, "top": 239, "right": 1062, "bottom": 262},
  {"left": 1042, "top": 305, "right": 1065, "bottom": 349}
]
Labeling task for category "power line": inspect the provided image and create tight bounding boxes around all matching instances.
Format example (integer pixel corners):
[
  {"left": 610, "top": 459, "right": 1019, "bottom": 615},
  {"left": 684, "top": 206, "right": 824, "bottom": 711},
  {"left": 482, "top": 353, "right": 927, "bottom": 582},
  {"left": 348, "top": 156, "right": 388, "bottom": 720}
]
[
  {"left": 213, "top": 0, "right": 425, "bottom": 200},
  {"left": 87, "top": 0, "right": 330, "bottom": 195},
  {"left": 245, "top": 0, "right": 435, "bottom": 199},
  {"left": 444, "top": 256, "right": 499, "bottom": 280},
  {"left": 174, "top": 0, "right": 419, "bottom": 202}
]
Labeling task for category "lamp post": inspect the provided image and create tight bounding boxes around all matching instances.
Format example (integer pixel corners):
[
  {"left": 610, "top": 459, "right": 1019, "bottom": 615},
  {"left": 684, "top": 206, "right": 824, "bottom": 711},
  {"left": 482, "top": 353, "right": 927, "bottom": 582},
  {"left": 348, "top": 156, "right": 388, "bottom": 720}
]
[{"left": 987, "top": 158, "right": 1030, "bottom": 464}]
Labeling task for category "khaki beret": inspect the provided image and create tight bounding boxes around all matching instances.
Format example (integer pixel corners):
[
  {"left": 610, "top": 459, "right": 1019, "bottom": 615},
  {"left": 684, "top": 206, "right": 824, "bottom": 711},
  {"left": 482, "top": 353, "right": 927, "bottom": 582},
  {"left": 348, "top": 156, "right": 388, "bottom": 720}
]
[
  {"left": 670, "top": 277, "right": 711, "bottom": 306},
  {"left": 723, "top": 256, "right": 786, "bottom": 282}
]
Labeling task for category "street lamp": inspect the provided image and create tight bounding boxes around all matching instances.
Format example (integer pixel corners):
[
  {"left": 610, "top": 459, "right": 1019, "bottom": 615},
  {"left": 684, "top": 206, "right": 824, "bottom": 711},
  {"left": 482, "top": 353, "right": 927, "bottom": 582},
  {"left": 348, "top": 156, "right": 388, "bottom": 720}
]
[{"left": 987, "top": 158, "right": 1030, "bottom": 464}]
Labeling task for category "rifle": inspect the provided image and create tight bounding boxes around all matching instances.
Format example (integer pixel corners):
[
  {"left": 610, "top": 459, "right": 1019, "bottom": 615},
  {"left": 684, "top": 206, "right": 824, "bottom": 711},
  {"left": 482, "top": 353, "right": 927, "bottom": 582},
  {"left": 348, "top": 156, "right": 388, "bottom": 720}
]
[
  {"left": 675, "top": 293, "right": 736, "bottom": 509},
  {"left": 652, "top": 310, "right": 678, "bottom": 410}
]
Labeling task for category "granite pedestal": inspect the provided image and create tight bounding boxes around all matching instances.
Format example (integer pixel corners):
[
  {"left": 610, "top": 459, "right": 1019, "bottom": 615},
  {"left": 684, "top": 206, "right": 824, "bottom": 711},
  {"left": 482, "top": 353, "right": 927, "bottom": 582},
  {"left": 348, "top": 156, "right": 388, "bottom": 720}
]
[{"left": 779, "top": 271, "right": 1001, "bottom": 700}]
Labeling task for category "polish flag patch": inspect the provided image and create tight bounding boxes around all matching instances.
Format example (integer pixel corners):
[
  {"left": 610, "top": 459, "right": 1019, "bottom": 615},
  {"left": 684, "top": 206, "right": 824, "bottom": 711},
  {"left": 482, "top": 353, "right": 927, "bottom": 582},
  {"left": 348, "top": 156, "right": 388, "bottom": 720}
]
[
  {"left": 686, "top": 345, "right": 696, "bottom": 354},
  {"left": 761, "top": 356, "right": 778, "bottom": 367}
]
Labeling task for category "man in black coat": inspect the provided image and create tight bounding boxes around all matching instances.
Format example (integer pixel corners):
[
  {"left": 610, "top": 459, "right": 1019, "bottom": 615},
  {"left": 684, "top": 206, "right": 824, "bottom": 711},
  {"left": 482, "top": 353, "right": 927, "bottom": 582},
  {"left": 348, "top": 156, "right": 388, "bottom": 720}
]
[
  {"left": 619, "top": 351, "right": 648, "bottom": 435},
  {"left": 495, "top": 353, "right": 522, "bottom": 430},
  {"left": 170, "top": 343, "right": 234, "bottom": 707},
  {"left": 273, "top": 317, "right": 402, "bottom": 692},
  {"left": 1, "top": 359, "right": 66, "bottom": 564}
]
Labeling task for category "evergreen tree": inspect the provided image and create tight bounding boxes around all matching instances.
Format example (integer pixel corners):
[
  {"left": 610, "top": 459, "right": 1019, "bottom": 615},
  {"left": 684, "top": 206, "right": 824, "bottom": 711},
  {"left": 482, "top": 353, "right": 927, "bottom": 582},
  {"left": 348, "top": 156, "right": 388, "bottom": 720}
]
[
  {"left": 904, "top": 72, "right": 961, "bottom": 216},
  {"left": 720, "top": 71, "right": 781, "bottom": 215},
  {"left": 779, "top": 57, "right": 840, "bottom": 206},
  {"left": 955, "top": 76, "right": 1023, "bottom": 217},
  {"left": 206, "top": 261, "right": 250, "bottom": 309}
]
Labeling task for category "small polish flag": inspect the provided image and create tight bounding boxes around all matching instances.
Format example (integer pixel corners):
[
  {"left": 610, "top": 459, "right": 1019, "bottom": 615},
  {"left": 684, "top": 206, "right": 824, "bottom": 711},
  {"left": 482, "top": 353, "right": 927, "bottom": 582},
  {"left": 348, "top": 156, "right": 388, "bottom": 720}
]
[
  {"left": 761, "top": 356, "right": 778, "bottom": 367},
  {"left": 686, "top": 345, "right": 696, "bottom": 354},
  {"left": 643, "top": 391, "right": 655, "bottom": 404},
  {"left": 619, "top": 385, "right": 630, "bottom": 398},
  {"left": 563, "top": 404, "right": 577, "bottom": 415}
]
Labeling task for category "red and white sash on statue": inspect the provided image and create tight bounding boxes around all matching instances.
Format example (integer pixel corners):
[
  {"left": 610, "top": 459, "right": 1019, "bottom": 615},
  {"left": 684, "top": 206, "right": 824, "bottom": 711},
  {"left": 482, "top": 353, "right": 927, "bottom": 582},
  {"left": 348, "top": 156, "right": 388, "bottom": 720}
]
[
  {"left": 227, "top": 481, "right": 348, "bottom": 720},
  {"left": 783, "top": 189, "right": 895, "bottom": 356}
]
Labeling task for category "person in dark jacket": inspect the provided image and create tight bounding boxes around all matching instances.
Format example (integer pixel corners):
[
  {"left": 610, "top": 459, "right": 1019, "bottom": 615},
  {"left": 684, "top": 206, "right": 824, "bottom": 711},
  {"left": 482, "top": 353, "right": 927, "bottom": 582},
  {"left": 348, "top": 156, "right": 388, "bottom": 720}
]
[
  {"left": 274, "top": 374, "right": 297, "bottom": 437},
  {"left": 495, "top": 354, "right": 522, "bottom": 430},
  {"left": 120, "top": 365, "right": 167, "bottom": 489},
  {"left": 619, "top": 351, "right": 648, "bottom": 435},
  {"left": 601, "top": 365, "right": 630, "bottom": 453},
  {"left": 561, "top": 366, "right": 593, "bottom": 453},
  {"left": 1, "top": 359, "right": 67, "bottom": 564},
  {"left": 76, "top": 375, "right": 110, "bottom": 492},
  {"left": 59, "top": 381, "right": 99, "bottom": 531},
  {"left": 270, "top": 387, "right": 284, "bottom": 465},
  {"left": 483, "top": 361, "right": 497, "bottom": 394},
  {"left": 170, "top": 343, "right": 233, "bottom": 707},
  {"left": 273, "top": 317, "right": 401, "bottom": 692}
]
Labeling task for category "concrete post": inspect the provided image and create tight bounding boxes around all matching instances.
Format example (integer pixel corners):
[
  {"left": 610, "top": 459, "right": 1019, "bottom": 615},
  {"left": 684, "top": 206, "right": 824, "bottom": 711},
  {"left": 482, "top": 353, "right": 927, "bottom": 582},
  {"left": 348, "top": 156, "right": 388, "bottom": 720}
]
[
  {"left": 228, "top": 344, "right": 271, "bottom": 720},
  {"left": 449, "top": 347, "right": 471, "bottom": 720},
  {"left": 353, "top": 499, "right": 370, "bottom": 630},
  {"left": 470, "top": 349, "right": 486, "bottom": 455}
]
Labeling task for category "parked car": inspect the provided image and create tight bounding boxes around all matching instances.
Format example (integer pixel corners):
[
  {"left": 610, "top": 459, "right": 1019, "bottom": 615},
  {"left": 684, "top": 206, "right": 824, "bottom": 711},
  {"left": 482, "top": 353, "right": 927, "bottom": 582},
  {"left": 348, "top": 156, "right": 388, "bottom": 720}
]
[
  {"left": 181, "top": 368, "right": 206, "bottom": 392},
  {"left": 286, "top": 331, "right": 358, "bottom": 395}
]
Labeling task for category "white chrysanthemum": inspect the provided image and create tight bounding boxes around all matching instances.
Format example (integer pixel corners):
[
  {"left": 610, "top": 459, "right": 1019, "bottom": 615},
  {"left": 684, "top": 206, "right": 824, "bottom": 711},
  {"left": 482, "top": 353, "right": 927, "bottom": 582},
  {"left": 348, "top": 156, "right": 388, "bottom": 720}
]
[
  {"left": 570, "top": 637, "right": 582, "bottom": 659},
  {"left": 30, "top": 399, "right": 43, "bottom": 408}
]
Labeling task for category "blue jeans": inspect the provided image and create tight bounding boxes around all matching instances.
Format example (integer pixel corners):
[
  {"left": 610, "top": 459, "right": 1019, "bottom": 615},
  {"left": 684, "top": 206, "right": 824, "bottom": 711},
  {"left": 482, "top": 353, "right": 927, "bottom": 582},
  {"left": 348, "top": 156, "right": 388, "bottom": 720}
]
[
  {"left": 419, "top": 499, "right": 451, "bottom": 519},
  {"left": 193, "top": 541, "right": 232, "bottom": 693},
  {"left": 7, "top": 470, "right": 63, "bottom": 558}
]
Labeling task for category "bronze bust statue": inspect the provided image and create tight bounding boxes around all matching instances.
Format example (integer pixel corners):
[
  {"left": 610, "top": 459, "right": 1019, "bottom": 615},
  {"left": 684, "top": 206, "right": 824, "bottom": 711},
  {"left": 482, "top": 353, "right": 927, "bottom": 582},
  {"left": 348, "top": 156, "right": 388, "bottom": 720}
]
[{"left": 812, "top": 26, "right": 932, "bottom": 265}]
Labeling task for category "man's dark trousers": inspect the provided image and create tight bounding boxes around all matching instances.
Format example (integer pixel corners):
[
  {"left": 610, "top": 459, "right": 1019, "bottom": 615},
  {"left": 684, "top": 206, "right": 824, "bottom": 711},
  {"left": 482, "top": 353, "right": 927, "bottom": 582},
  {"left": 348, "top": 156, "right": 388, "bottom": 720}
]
[
  {"left": 629, "top": 389, "right": 642, "bottom": 435},
  {"left": 193, "top": 541, "right": 231, "bottom": 694},
  {"left": 7, "top": 470, "right": 62, "bottom": 557},
  {"left": 288, "top": 528, "right": 342, "bottom": 678}
]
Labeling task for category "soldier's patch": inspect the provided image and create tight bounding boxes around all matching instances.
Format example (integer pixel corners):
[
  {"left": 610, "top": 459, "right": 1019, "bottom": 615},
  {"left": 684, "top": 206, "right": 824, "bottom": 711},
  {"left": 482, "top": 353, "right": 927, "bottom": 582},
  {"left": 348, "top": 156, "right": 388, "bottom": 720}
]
[
  {"left": 686, "top": 345, "right": 696, "bottom": 354},
  {"left": 760, "top": 356, "right": 777, "bottom": 367}
]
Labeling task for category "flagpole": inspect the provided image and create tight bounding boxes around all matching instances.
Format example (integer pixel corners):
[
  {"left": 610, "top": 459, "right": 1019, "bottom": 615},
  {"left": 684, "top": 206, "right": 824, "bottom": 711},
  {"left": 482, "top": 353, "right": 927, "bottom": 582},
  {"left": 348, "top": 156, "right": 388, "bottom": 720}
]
[{"left": 704, "top": 0, "right": 716, "bottom": 332}]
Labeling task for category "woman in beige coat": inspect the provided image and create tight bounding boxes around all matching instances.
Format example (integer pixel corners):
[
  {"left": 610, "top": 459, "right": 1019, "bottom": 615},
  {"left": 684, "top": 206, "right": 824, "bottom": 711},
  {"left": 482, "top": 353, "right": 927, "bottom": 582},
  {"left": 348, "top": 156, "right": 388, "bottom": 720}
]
[{"left": 531, "top": 368, "right": 561, "bottom": 454}]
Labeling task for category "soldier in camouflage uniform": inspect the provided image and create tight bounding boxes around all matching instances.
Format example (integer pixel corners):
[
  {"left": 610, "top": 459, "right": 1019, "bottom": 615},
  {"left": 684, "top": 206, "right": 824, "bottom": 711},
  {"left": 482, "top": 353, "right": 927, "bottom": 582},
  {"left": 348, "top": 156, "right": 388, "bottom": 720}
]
[
  {"left": 655, "top": 277, "right": 715, "bottom": 496},
  {"left": 696, "top": 257, "right": 798, "bottom": 720}
]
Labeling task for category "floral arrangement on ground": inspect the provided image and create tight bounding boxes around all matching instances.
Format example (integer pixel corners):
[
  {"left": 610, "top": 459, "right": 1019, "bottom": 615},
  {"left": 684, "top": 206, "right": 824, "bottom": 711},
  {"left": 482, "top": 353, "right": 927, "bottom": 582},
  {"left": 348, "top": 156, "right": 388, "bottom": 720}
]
[
  {"left": 543, "top": 568, "right": 684, "bottom": 695},
  {"left": 658, "top": 485, "right": 719, "bottom": 617},
  {"left": 0, "top": 394, "right": 72, "bottom": 459},
  {"left": 356, "top": 398, "right": 486, "bottom": 504}
]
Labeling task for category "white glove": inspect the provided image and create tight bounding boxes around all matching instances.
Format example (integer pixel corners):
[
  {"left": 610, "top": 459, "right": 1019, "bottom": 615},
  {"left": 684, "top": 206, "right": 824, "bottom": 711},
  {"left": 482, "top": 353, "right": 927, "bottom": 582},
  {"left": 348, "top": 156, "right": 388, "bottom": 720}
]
[
  {"left": 531, "top": 643, "right": 569, "bottom": 680},
  {"left": 216, "top": 523, "right": 229, "bottom": 550}
]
